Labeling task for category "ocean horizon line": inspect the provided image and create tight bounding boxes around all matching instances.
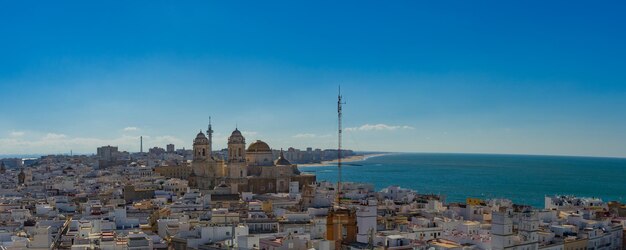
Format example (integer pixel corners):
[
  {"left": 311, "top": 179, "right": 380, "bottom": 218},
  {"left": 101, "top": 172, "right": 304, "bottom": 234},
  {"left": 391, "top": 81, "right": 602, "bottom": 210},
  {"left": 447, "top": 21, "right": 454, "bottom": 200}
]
[{"left": 365, "top": 151, "right": 626, "bottom": 161}]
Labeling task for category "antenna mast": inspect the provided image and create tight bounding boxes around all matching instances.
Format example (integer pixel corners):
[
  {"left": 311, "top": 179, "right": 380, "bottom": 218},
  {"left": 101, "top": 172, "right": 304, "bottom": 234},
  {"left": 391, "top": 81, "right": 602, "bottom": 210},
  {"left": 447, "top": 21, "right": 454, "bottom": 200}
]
[
  {"left": 208, "top": 116, "right": 213, "bottom": 156},
  {"left": 337, "top": 86, "right": 346, "bottom": 204}
]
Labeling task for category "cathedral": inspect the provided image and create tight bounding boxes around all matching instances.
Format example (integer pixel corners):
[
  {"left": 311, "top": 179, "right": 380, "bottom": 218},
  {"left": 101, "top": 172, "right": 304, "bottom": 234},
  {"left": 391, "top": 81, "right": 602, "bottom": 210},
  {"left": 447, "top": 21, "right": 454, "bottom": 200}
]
[{"left": 187, "top": 122, "right": 316, "bottom": 194}]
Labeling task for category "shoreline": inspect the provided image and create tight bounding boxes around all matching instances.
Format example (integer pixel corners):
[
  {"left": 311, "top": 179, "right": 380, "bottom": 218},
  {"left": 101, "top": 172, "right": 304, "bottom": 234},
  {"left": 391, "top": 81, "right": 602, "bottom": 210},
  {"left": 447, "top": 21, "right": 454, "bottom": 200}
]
[{"left": 298, "top": 153, "right": 389, "bottom": 168}]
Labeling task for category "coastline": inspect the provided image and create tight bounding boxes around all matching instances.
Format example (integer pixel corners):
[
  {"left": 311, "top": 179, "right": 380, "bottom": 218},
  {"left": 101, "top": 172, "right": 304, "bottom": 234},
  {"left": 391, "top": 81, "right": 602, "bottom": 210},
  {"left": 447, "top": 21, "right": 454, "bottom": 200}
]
[{"left": 298, "top": 153, "right": 389, "bottom": 168}]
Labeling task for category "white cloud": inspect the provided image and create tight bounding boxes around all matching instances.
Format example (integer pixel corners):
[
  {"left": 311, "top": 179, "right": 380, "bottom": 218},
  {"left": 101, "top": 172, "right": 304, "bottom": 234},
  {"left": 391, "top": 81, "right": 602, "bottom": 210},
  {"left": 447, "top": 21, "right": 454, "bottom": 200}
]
[
  {"left": 123, "top": 127, "right": 139, "bottom": 132},
  {"left": 42, "top": 133, "right": 67, "bottom": 140},
  {"left": 345, "top": 123, "right": 415, "bottom": 132},
  {"left": 10, "top": 131, "right": 25, "bottom": 137},
  {"left": 293, "top": 133, "right": 316, "bottom": 138},
  {"left": 242, "top": 131, "right": 258, "bottom": 136},
  {"left": 293, "top": 133, "right": 332, "bottom": 138}
]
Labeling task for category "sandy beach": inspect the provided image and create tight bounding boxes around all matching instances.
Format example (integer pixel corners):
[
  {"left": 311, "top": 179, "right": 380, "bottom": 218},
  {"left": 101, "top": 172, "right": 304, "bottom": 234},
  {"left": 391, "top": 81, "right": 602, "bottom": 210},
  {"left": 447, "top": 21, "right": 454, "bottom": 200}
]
[{"left": 298, "top": 153, "right": 389, "bottom": 167}]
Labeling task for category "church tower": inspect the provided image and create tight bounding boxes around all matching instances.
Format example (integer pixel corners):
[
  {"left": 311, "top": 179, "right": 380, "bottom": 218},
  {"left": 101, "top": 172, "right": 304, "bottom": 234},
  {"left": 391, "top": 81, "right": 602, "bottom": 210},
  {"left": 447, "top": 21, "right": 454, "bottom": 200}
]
[
  {"left": 190, "top": 130, "right": 214, "bottom": 190},
  {"left": 193, "top": 130, "right": 210, "bottom": 161},
  {"left": 227, "top": 128, "right": 247, "bottom": 192},
  {"left": 228, "top": 128, "right": 246, "bottom": 163}
]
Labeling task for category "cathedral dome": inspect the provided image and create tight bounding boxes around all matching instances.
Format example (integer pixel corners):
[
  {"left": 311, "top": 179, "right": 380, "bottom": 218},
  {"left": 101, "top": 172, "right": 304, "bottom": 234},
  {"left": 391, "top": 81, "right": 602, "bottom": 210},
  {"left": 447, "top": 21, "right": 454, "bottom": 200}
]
[
  {"left": 247, "top": 140, "right": 271, "bottom": 153},
  {"left": 194, "top": 131, "right": 209, "bottom": 145}
]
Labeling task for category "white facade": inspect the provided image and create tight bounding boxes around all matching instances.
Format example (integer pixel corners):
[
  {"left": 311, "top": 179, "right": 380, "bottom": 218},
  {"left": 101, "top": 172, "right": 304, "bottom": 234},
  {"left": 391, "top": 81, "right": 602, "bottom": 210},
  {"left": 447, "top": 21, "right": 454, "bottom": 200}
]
[
  {"left": 492, "top": 212, "right": 514, "bottom": 250},
  {"left": 356, "top": 199, "right": 377, "bottom": 244}
]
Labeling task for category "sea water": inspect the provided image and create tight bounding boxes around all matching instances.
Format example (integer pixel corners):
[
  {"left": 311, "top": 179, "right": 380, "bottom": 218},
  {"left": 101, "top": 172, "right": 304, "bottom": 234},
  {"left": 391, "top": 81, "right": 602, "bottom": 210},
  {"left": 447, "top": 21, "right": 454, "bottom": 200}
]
[{"left": 303, "top": 153, "right": 626, "bottom": 207}]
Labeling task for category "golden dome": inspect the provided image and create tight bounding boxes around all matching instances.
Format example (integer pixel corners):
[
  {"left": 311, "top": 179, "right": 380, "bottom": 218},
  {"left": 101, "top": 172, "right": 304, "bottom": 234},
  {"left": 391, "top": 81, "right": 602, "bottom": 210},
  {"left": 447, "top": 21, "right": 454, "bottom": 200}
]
[{"left": 247, "top": 140, "right": 271, "bottom": 152}]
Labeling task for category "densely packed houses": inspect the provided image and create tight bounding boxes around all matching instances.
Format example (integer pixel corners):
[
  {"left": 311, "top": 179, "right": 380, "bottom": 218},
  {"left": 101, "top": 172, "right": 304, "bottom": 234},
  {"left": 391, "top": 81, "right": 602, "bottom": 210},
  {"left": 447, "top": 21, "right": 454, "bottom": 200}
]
[{"left": 0, "top": 128, "right": 623, "bottom": 249}]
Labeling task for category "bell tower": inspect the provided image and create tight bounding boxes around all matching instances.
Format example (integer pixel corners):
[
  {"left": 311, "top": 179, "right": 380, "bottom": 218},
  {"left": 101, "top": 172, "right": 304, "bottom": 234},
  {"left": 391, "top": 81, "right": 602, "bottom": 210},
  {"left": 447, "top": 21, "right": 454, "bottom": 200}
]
[
  {"left": 227, "top": 128, "right": 247, "bottom": 193},
  {"left": 227, "top": 128, "right": 246, "bottom": 163},
  {"left": 193, "top": 130, "right": 210, "bottom": 161}
]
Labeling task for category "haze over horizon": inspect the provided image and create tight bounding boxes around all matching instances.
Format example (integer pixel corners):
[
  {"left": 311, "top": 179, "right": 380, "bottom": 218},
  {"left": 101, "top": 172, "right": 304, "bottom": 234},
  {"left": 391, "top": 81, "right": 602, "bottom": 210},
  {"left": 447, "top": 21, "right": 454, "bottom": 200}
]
[{"left": 1, "top": 1, "right": 626, "bottom": 157}]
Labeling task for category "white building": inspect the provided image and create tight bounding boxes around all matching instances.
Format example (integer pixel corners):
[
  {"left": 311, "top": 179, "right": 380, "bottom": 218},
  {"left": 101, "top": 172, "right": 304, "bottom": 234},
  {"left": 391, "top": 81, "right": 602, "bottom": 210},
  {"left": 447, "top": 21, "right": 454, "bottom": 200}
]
[
  {"left": 356, "top": 199, "right": 377, "bottom": 244},
  {"left": 172, "top": 225, "right": 248, "bottom": 249}
]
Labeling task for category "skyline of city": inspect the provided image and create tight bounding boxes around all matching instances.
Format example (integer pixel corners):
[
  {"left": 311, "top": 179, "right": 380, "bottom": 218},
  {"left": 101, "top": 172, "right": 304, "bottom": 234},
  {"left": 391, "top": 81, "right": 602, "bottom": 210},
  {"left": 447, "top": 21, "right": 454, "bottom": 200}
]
[
  {"left": 1, "top": 2, "right": 625, "bottom": 250},
  {"left": 2, "top": 1, "right": 626, "bottom": 157}
]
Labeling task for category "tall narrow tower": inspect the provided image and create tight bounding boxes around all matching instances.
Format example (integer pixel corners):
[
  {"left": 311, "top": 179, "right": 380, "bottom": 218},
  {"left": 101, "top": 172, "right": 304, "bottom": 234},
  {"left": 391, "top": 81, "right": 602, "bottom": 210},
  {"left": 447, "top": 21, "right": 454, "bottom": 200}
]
[
  {"left": 491, "top": 212, "right": 514, "bottom": 250},
  {"left": 140, "top": 136, "right": 143, "bottom": 153},
  {"left": 193, "top": 130, "right": 210, "bottom": 161},
  {"left": 207, "top": 117, "right": 214, "bottom": 156},
  {"left": 337, "top": 86, "right": 345, "bottom": 204},
  {"left": 227, "top": 129, "right": 246, "bottom": 163}
]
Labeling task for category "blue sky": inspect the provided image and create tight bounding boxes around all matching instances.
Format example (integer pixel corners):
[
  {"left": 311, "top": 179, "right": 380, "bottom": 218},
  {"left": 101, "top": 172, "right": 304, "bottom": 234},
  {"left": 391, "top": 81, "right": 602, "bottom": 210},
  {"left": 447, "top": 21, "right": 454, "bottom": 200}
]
[{"left": 1, "top": 1, "right": 626, "bottom": 157}]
